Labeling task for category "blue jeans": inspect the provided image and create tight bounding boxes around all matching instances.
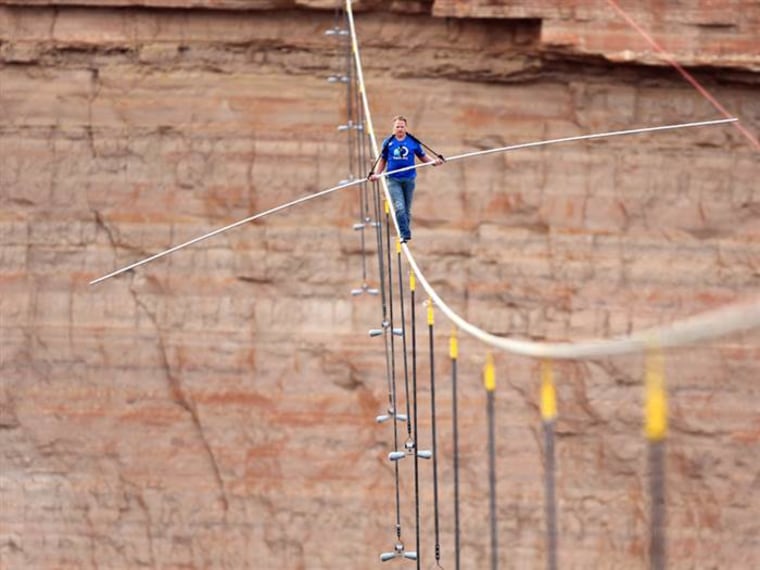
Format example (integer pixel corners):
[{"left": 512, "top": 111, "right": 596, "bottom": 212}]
[{"left": 386, "top": 177, "right": 416, "bottom": 240}]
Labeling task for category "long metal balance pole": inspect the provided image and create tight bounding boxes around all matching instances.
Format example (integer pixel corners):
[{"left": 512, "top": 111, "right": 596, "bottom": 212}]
[{"left": 89, "top": 118, "right": 736, "bottom": 286}]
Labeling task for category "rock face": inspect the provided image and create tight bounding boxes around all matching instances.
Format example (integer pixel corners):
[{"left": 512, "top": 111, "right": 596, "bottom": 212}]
[
  {"left": 434, "top": 0, "right": 760, "bottom": 70},
  {"left": 1, "top": 3, "right": 758, "bottom": 570}
]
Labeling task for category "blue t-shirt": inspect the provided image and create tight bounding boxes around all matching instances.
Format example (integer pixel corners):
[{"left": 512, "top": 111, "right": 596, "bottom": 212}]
[{"left": 382, "top": 135, "right": 425, "bottom": 180}]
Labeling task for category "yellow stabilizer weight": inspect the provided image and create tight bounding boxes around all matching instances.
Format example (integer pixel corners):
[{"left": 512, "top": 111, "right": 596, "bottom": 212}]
[
  {"left": 484, "top": 353, "right": 495, "bottom": 392},
  {"left": 645, "top": 346, "right": 668, "bottom": 441},
  {"left": 450, "top": 329, "right": 458, "bottom": 360},
  {"left": 540, "top": 360, "right": 558, "bottom": 422}
]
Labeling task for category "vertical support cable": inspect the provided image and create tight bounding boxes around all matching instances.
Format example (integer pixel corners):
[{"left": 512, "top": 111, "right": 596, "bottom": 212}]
[
  {"left": 645, "top": 346, "right": 667, "bottom": 570},
  {"left": 428, "top": 300, "right": 442, "bottom": 567},
  {"left": 353, "top": 53, "right": 370, "bottom": 230},
  {"left": 450, "top": 329, "right": 461, "bottom": 570},
  {"left": 344, "top": 27, "right": 356, "bottom": 179},
  {"left": 484, "top": 352, "right": 498, "bottom": 570},
  {"left": 397, "top": 241, "right": 413, "bottom": 441},
  {"left": 372, "top": 181, "right": 386, "bottom": 307},
  {"left": 342, "top": 16, "right": 375, "bottom": 295},
  {"left": 384, "top": 201, "right": 403, "bottom": 543},
  {"left": 410, "top": 271, "right": 421, "bottom": 570},
  {"left": 370, "top": 180, "right": 395, "bottom": 415},
  {"left": 541, "top": 360, "right": 559, "bottom": 570}
]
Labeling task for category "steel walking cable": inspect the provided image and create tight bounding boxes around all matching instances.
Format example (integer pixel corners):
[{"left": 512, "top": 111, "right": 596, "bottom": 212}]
[
  {"left": 344, "top": 0, "right": 402, "bottom": 247},
  {"left": 341, "top": 26, "right": 411, "bottom": 563},
  {"left": 80, "top": 4, "right": 759, "bottom": 567},
  {"left": 91, "top": 6, "right": 757, "bottom": 360},
  {"left": 339, "top": 7, "right": 741, "bottom": 568},
  {"left": 428, "top": 300, "right": 443, "bottom": 568}
]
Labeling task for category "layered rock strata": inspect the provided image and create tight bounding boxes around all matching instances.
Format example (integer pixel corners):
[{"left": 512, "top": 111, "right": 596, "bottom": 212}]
[{"left": 1, "top": 3, "right": 758, "bottom": 569}]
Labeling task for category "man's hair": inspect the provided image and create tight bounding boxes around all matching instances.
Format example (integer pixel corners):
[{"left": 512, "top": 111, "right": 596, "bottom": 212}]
[{"left": 392, "top": 115, "right": 408, "bottom": 125}]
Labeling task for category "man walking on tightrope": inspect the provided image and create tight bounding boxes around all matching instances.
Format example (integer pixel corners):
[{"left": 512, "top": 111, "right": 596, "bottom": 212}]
[{"left": 369, "top": 115, "right": 443, "bottom": 243}]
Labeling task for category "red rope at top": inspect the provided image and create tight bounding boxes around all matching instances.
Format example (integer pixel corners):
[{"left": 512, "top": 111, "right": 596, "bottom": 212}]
[{"left": 605, "top": 0, "right": 760, "bottom": 151}]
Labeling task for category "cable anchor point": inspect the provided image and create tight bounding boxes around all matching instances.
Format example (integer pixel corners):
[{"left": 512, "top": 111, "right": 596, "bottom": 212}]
[
  {"left": 376, "top": 408, "right": 407, "bottom": 424},
  {"left": 369, "top": 321, "right": 403, "bottom": 337},
  {"left": 351, "top": 282, "right": 379, "bottom": 296},
  {"left": 337, "top": 121, "right": 363, "bottom": 132},
  {"left": 324, "top": 27, "right": 349, "bottom": 37},
  {"left": 380, "top": 542, "right": 417, "bottom": 562},
  {"left": 388, "top": 438, "right": 432, "bottom": 461}
]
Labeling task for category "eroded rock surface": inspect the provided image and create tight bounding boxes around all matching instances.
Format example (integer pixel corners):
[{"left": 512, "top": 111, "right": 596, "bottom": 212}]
[{"left": 1, "top": 3, "right": 758, "bottom": 569}]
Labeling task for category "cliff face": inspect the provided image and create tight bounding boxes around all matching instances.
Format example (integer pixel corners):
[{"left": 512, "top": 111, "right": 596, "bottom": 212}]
[{"left": 1, "top": 3, "right": 759, "bottom": 570}]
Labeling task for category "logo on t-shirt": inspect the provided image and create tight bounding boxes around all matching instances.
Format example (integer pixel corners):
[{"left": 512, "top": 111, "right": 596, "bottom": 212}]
[{"left": 393, "top": 145, "right": 409, "bottom": 160}]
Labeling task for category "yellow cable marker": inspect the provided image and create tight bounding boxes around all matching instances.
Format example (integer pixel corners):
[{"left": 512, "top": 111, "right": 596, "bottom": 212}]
[
  {"left": 384, "top": 200, "right": 389, "bottom": 215},
  {"left": 427, "top": 299, "right": 435, "bottom": 326},
  {"left": 409, "top": 270, "right": 416, "bottom": 292},
  {"left": 540, "top": 360, "right": 558, "bottom": 422},
  {"left": 484, "top": 352, "right": 495, "bottom": 392},
  {"left": 645, "top": 345, "right": 668, "bottom": 441},
  {"left": 396, "top": 238, "right": 401, "bottom": 254},
  {"left": 450, "top": 329, "right": 458, "bottom": 360}
]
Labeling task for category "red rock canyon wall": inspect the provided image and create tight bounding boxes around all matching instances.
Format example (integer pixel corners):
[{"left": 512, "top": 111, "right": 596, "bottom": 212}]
[{"left": 1, "top": 2, "right": 759, "bottom": 569}]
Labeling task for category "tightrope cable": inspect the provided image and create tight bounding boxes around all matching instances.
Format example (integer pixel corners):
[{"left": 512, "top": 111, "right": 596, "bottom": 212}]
[{"left": 91, "top": 4, "right": 758, "bottom": 362}]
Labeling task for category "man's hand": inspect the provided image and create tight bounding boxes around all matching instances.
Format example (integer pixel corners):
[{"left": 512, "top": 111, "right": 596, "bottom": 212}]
[{"left": 369, "top": 172, "right": 381, "bottom": 181}]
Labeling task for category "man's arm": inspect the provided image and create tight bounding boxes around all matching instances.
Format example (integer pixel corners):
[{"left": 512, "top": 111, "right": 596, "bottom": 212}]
[
  {"left": 369, "top": 157, "right": 386, "bottom": 181},
  {"left": 419, "top": 153, "right": 443, "bottom": 166}
]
